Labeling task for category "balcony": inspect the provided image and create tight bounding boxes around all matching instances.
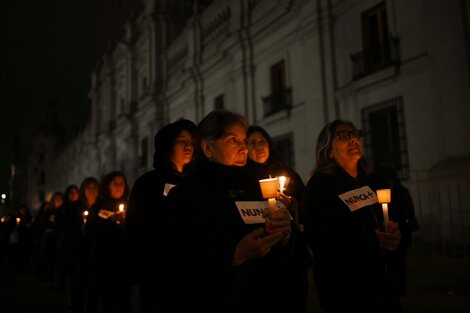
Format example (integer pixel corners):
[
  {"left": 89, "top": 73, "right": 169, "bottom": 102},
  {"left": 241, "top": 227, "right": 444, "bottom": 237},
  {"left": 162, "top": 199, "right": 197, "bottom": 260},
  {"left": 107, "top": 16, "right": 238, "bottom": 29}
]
[
  {"left": 350, "top": 36, "right": 399, "bottom": 80},
  {"left": 262, "top": 87, "right": 292, "bottom": 117}
]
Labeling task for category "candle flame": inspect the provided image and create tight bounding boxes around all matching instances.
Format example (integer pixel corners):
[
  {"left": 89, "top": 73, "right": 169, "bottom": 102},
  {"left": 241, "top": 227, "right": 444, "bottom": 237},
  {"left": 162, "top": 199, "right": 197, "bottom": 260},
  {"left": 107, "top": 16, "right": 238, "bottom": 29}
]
[
  {"left": 119, "top": 203, "right": 125, "bottom": 212},
  {"left": 83, "top": 210, "right": 89, "bottom": 217}
]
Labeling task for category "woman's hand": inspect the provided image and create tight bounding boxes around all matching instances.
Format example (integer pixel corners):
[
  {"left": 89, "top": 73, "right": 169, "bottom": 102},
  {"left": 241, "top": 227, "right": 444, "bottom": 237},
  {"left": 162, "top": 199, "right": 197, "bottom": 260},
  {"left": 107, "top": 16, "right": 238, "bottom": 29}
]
[
  {"left": 232, "top": 227, "right": 284, "bottom": 266},
  {"left": 375, "top": 221, "right": 401, "bottom": 251},
  {"left": 270, "top": 207, "right": 292, "bottom": 237},
  {"left": 278, "top": 193, "right": 293, "bottom": 209}
]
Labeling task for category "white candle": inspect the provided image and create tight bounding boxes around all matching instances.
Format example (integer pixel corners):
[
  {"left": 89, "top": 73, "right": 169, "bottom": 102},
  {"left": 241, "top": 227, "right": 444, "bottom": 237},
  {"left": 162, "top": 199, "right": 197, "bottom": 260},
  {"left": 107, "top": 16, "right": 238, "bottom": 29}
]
[
  {"left": 278, "top": 176, "right": 286, "bottom": 194},
  {"left": 268, "top": 198, "right": 277, "bottom": 210},
  {"left": 118, "top": 203, "right": 125, "bottom": 212},
  {"left": 376, "top": 189, "right": 391, "bottom": 230},
  {"left": 381, "top": 203, "right": 389, "bottom": 228}
]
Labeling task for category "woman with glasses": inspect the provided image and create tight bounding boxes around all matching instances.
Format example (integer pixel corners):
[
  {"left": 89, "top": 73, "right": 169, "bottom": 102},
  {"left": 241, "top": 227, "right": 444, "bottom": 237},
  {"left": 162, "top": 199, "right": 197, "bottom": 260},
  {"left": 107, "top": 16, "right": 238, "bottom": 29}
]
[
  {"left": 164, "top": 110, "right": 293, "bottom": 313},
  {"left": 303, "top": 119, "right": 401, "bottom": 313}
]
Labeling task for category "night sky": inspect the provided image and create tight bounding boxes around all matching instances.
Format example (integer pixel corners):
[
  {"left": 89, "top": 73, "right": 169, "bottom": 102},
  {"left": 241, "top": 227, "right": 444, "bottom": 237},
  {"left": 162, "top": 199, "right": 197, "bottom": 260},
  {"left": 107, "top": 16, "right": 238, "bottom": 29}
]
[{"left": 0, "top": 0, "right": 139, "bottom": 197}]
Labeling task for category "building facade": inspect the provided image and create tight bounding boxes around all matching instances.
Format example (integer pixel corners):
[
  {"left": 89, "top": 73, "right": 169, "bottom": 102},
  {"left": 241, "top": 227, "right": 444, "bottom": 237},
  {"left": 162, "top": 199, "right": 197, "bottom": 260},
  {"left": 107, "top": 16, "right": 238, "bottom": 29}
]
[{"left": 28, "top": 0, "right": 470, "bottom": 252}]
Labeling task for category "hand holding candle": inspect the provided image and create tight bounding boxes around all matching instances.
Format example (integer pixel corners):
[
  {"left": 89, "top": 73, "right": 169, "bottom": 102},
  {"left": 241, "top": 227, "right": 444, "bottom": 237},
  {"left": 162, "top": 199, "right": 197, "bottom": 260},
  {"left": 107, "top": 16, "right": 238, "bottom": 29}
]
[{"left": 376, "top": 189, "right": 391, "bottom": 231}]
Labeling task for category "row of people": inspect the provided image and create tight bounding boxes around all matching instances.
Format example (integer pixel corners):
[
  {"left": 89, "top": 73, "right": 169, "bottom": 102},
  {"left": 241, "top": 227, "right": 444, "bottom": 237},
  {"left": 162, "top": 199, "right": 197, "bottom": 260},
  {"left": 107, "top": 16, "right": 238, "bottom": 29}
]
[{"left": 5, "top": 109, "right": 414, "bottom": 313}]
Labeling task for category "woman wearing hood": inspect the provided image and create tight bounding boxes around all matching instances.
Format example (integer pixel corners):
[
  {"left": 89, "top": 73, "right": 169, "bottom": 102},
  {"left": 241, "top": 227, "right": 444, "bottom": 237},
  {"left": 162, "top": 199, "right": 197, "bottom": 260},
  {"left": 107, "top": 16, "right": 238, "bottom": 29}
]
[{"left": 125, "top": 119, "right": 196, "bottom": 313}]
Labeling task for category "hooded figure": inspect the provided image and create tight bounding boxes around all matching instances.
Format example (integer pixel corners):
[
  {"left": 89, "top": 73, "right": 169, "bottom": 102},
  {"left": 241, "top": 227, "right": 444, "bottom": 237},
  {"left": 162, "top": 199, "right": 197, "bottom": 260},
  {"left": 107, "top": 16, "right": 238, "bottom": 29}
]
[{"left": 125, "top": 119, "right": 196, "bottom": 313}]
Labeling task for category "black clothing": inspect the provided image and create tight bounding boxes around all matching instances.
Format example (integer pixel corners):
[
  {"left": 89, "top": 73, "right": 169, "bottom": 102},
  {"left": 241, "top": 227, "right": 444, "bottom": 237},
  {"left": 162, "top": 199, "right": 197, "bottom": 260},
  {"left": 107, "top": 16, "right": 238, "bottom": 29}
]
[
  {"left": 245, "top": 158, "right": 310, "bottom": 311},
  {"left": 85, "top": 197, "right": 131, "bottom": 313},
  {"left": 303, "top": 169, "right": 388, "bottom": 313},
  {"left": 165, "top": 160, "right": 304, "bottom": 313},
  {"left": 55, "top": 200, "right": 83, "bottom": 292},
  {"left": 125, "top": 169, "right": 187, "bottom": 313}
]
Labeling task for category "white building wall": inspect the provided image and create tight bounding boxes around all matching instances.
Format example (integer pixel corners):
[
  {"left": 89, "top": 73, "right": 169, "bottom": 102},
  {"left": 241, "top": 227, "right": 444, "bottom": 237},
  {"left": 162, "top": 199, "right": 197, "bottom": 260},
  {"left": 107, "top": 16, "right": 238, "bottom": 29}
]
[{"left": 28, "top": 0, "right": 470, "bottom": 250}]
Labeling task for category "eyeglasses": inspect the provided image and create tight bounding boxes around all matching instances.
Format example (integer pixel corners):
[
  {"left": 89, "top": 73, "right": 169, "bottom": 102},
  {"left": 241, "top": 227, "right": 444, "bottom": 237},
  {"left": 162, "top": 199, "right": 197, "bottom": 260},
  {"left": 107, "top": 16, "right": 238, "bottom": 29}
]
[{"left": 333, "top": 129, "right": 363, "bottom": 140}]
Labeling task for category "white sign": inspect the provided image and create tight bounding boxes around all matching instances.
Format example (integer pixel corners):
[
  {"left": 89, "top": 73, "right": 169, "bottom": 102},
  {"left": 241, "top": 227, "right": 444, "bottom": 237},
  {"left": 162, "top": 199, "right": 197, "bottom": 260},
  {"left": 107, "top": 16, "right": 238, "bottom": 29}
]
[
  {"left": 163, "top": 183, "right": 176, "bottom": 196},
  {"left": 235, "top": 200, "right": 287, "bottom": 224},
  {"left": 338, "top": 186, "right": 377, "bottom": 212}
]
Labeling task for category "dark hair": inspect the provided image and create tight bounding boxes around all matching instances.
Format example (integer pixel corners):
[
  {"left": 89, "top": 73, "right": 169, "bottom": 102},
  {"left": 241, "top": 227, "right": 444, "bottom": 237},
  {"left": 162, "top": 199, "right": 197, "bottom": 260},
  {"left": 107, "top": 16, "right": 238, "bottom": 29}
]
[
  {"left": 64, "top": 185, "right": 79, "bottom": 205},
  {"left": 153, "top": 119, "right": 197, "bottom": 172},
  {"left": 196, "top": 109, "right": 247, "bottom": 160},
  {"left": 313, "top": 119, "right": 370, "bottom": 175},
  {"left": 246, "top": 125, "right": 280, "bottom": 163},
  {"left": 100, "top": 171, "right": 129, "bottom": 200},
  {"left": 79, "top": 177, "right": 100, "bottom": 203}
]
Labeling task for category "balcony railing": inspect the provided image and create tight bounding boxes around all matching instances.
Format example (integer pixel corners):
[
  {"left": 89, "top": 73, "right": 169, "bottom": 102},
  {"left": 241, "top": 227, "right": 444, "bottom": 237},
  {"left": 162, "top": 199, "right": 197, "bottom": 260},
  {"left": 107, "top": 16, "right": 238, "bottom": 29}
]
[
  {"left": 350, "top": 35, "right": 399, "bottom": 80},
  {"left": 262, "top": 87, "right": 292, "bottom": 117}
]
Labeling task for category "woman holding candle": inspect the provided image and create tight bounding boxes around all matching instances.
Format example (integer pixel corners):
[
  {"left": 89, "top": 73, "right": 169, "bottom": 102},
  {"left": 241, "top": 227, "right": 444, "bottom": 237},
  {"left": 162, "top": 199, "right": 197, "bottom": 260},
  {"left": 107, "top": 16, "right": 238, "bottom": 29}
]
[
  {"left": 245, "top": 125, "right": 306, "bottom": 228},
  {"left": 303, "top": 119, "right": 402, "bottom": 313},
  {"left": 165, "top": 110, "right": 294, "bottom": 313},
  {"left": 245, "top": 125, "right": 311, "bottom": 312},
  {"left": 85, "top": 171, "right": 131, "bottom": 313},
  {"left": 68, "top": 176, "right": 100, "bottom": 313},
  {"left": 125, "top": 119, "right": 196, "bottom": 313}
]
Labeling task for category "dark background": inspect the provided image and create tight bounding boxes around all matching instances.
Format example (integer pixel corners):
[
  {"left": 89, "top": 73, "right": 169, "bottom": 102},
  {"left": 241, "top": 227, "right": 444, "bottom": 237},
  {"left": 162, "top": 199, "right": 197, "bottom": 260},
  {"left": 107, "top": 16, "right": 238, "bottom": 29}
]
[{"left": 0, "top": 0, "right": 139, "bottom": 198}]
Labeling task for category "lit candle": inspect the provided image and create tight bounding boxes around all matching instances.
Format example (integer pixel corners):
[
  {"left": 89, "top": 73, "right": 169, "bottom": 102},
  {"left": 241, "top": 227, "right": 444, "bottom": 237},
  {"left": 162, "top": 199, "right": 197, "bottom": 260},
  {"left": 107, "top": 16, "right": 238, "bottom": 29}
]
[
  {"left": 278, "top": 176, "right": 287, "bottom": 194},
  {"left": 259, "top": 178, "right": 279, "bottom": 234},
  {"left": 259, "top": 177, "right": 279, "bottom": 199},
  {"left": 376, "top": 189, "right": 391, "bottom": 231},
  {"left": 118, "top": 203, "right": 125, "bottom": 212},
  {"left": 83, "top": 210, "right": 89, "bottom": 224},
  {"left": 16, "top": 217, "right": 21, "bottom": 225}
]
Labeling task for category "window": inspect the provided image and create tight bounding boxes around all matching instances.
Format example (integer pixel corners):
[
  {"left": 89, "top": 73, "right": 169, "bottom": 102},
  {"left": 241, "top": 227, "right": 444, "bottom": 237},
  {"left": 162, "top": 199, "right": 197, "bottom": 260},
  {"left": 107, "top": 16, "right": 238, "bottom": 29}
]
[
  {"left": 273, "top": 133, "right": 295, "bottom": 170},
  {"left": 262, "top": 60, "right": 292, "bottom": 116},
  {"left": 351, "top": 2, "right": 399, "bottom": 79},
  {"left": 140, "top": 136, "right": 148, "bottom": 168},
  {"left": 214, "top": 94, "right": 224, "bottom": 110},
  {"left": 361, "top": 97, "right": 409, "bottom": 178}
]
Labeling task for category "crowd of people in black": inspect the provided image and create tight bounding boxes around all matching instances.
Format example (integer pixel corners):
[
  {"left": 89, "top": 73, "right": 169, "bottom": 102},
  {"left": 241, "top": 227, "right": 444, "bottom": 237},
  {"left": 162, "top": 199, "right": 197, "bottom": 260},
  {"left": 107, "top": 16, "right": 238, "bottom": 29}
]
[{"left": 0, "top": 109, "right": 419, "bottom": 313}]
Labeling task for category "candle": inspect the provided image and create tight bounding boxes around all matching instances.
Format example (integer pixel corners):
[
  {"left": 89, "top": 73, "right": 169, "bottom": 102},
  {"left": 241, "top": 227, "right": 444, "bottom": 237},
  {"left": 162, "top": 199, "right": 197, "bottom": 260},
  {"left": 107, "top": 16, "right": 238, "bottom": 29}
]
[
  {"left": 376, "top": 189, "right": 391, "bottom": 230},
  {"left": 16, "top": 217, "right": 21, "bottom": 225},
  {"left": 118, "top": 203, "right": 125, "bottom": 212},
  {"left": 83, "top": 210, "right": 89, "bottom": 224},
  {"left": 259, "top": 178, "right": 279, "bottom": 235},
  {"left": 259, "top": 177, "right": 279, "bottom": 199},
  {"left": 278, "top": 176, "right": 286, "bottom": 194}
]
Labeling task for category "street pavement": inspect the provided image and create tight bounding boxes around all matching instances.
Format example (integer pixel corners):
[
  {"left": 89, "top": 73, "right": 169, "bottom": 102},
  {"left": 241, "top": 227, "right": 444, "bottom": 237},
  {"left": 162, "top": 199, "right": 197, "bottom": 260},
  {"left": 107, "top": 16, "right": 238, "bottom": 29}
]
[{"left": 1, "top": 242, "right": 469, "bottom": 313}]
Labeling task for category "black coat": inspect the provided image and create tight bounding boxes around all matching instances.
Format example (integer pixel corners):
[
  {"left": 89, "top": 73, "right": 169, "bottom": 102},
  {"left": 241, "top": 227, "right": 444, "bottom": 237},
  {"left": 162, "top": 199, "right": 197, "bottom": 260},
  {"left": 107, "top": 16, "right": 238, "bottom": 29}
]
[
  {"left": 165, "top": 160, "right": 305, "bottom": 313},
  {"left": 303, "top": 168, "right": 388, "bottom": 313},
  {"left": 125, "top": 169, "right": 187, "bottom": 283}
]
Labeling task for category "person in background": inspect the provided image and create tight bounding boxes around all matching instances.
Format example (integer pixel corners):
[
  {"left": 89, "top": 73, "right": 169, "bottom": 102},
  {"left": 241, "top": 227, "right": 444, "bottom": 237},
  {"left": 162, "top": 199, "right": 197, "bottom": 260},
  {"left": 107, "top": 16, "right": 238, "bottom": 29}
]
[
  {"left": 85, "top": 171, "right": 131, "bottom": 313},
  {"left": 69, "top": 176, "right": 100, "bottom": 313},
  {"left": 126, "top": 119, "right": 196, "bottom": 313},
  {"left": 43, "top": 192, "right": 63, "bottom": 291},
  {"left": 377, "top": 168, "right": 420, "bottom": 311},
  {"left": 303, "top": 119, "right": 401, "bottom": 313},
  {"left": 56, "top": 184, "right": 81, "bottom": 293},
  {"left": 165, "top": 110, "right": 294, "bottom": 313},
  {"left": 31, "top": 201, "right": 53, "bottom": 282},
  {"left": 12, "top": 203, "right": 34, "bottom": 273},
  {"left": 246, "top": 125, "right": 306, "bottom": 229},
  {"left": 245, "top": 125, "right": 310, "bottom": 313}
]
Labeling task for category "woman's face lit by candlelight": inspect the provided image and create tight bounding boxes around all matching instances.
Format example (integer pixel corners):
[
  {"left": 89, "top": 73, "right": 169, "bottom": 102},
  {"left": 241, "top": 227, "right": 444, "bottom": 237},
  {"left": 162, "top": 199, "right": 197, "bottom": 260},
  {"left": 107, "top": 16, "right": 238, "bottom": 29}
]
[
  {"left": 202, "top": 122, "right": 248, "bottom": 167},
  {"left": 171, "top": 130, "right": 194, "bottom": 172},
  {"left": 247, "top": 131, "right": 269, "bottom": 164},
  {"left": 109, "top": 176, "right": 126, "bottom": 199}
]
